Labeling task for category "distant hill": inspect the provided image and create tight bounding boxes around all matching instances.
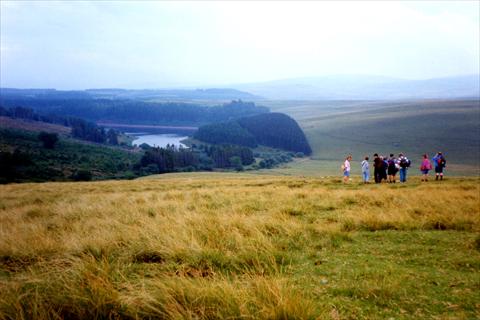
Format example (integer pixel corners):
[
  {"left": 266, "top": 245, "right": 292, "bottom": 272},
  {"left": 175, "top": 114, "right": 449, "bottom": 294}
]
[
  {"left": 86, "top": 88, "right": 261, "bottom": 100},
  {"left": 0, "top": 87, "right": 260, "bottom": 101},
  {"left": 232, "top": 74, "right": 480, "bottom": 100}
]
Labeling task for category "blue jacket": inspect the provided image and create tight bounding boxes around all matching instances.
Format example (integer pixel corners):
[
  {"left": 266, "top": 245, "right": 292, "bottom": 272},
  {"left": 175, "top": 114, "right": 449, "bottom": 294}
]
[{"left": 432, "top": 155, "right": 445, "bottom": 168}]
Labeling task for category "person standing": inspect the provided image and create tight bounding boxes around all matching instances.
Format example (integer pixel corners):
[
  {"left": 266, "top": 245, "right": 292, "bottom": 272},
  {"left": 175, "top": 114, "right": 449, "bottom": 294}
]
[
  {"left": 398, "top": 153, "right": 410, "bottom": 183},
  {"left": 432, "top": 152, "right": 447, "bottom": 180},
  {"left": 420, "top": 154, "right": 432, "bottom": 182},
  {"left": 343, "top": 155, "right": 352, "bottom": 183},
  {"left": 387, "top": 153, "right": 398, "bottom": 183},
  {"left": 361, "top": 156, "right": 370, "bottom": 184},
  {"left": 373, "top": 153, "right": 382, "bottom": 183},
  {"left": 381, "top": 156, "right": 388, "bottom": 183}
]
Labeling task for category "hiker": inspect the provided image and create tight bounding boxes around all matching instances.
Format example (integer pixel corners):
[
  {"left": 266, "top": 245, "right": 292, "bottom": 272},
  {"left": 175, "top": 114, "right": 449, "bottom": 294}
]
[
  {"left": 381, "top": 156, "right": 388, "bottom": 182},
  {"left": 420, "top": 154, "right": 432, "bottom": 182},
  {"left": 373, "top": 153, "right": 383, "bottom": 183},
  {"left": 361, "top": 156, "right": 370, "bottom": 184},
  {"left": 387, "top": 153, "right": 398, "bottom": 183},
  {"left": 342, "top": 155, "right": 352, "bottom": 183},
  {"left": 432, "top": 152, "right": 447, "bottom": 180},
  {"left": 398, "top": 153, "right": 410, "bottom": 183}
]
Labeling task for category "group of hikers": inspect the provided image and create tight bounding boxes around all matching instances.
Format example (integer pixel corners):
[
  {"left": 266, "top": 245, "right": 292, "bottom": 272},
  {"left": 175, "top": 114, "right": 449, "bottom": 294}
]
[{"left": 342, "top": 152, "right": 447, "bottom": 183}]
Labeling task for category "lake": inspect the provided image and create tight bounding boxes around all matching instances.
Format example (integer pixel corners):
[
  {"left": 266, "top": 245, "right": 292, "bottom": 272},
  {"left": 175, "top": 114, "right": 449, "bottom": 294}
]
[
  {"left": 131, "top": 133, "right": 189, "bottom": 148},
  {"left": 98, "top": 123, "right": 196, "bottom": 149}
]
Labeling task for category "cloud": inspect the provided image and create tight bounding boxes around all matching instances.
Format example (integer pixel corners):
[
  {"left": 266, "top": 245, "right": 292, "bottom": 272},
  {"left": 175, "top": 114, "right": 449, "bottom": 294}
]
[{"left": 1, "top": 1, "right": 478, "bottom": 89}]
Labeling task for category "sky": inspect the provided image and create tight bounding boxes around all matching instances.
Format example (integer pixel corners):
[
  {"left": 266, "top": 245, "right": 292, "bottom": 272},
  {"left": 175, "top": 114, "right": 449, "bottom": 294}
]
[{"left": 1, "top": 1, "right": 479, "bottom": 89}]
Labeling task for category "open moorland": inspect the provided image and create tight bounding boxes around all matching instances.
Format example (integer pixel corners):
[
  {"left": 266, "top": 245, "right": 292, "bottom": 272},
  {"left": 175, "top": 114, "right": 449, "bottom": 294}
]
[
  {"left": 263, "top": 99, "right": 480, "bottom": 176},
  {"left": 1, "top": 173, "right": 479, "bottom": 319}
]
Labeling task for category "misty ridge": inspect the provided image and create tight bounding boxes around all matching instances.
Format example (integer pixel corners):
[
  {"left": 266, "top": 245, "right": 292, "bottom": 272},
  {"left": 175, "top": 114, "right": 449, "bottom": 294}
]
[
  {"left": 2, "top": 74, "right": 479, "bottom": 101},
  {"left": 233, "top": 74, "right": 480, "bottom": 100}
]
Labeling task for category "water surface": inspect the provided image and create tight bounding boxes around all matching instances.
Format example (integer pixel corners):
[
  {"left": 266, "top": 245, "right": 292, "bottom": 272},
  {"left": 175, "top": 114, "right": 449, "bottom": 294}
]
[{"left": 132, "top": 133, "right": 188, "bottom": 148}]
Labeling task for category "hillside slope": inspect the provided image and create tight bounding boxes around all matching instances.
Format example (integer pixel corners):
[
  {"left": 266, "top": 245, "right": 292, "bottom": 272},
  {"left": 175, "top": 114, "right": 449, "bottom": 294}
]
[
  {"left": 263, "top": 99, "right": 480, "bottom": 176},
  {"left": 1, "top": 174, "right": 478, "bottom": 319},
  {"left": 0, "top": 128, "right": 141, "bottom": 182},
  {"left": 0, "top": 116, "right": 71, "bottom": 134}
]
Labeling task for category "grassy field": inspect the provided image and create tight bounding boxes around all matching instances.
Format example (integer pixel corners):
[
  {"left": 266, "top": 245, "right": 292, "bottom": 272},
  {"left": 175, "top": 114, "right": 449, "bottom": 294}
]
[
  {"left": 262, "top": 99, "right": 480, "bottom": 176},
  {"left": 1, "top": 173, "right": 479, "bottom": 319}
]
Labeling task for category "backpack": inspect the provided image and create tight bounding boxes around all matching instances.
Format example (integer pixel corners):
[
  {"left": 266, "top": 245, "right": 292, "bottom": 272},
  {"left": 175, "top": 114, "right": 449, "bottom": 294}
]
[
  {"left": 400, "top": 158, "right": 410, "bottom": 168},
  {"left": 388, "top": 159, "right": 396, "bottom": 170},
  {"left": 437, "top": 157, "right": 445, "bottom": 167}
]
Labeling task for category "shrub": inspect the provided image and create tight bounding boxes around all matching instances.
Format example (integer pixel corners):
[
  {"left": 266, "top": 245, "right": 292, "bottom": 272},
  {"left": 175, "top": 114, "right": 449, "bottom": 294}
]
[
  {"left": 38, "top": 132, "right": 58, "bottom": 149},
  {"left": 73, "top": 170, "right": 93, "bottom": 181}
]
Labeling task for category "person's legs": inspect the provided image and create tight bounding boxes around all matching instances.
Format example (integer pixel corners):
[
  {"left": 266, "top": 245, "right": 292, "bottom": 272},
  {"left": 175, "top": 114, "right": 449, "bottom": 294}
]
[
  {"left": 438, "top": 167, "right": 444, "bottom": 180},
  {"left": 399, "top": 168, "right": 405, "bottom": 182},
  {"left": 343, "top": 171, "right": 350, "bottom": 183},
  {"left": 363, "top": 171, "right": 369, "bottom": 183},
  {"left": 422, "top": 170, "right": 429, "bottom": 181}
]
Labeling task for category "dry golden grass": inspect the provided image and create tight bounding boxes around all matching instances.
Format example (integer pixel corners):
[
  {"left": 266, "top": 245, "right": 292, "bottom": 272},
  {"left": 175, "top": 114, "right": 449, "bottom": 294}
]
[{"left": 0, "top": 173, "right": 479, "bottom": 319}]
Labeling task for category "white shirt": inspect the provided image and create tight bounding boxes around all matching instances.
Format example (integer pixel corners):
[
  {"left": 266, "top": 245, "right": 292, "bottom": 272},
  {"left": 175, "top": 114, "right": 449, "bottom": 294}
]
[
  {"left": 361, "top": 160, "right": 369, "bottom": 172},
  {"left": 344, "top": 159, "right": 351, "bottom": 172}
]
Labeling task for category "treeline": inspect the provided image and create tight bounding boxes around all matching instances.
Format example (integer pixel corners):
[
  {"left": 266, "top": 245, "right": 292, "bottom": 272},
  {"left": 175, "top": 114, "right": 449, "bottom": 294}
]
[
  {"left": 0, "top": 106, "right": 119, "bottom": 145},
  {"left": 0, "top": 98, "right": 269, "bottom": 126},
  {"left": 0, "top": 87, "right": 258, "bottom": 101},
  {"left": 139, "top": 145, "right": 199, "bottom": 173},
  {"left": 194, "top": 112, "right": 312, "bottom": 155},
  {"left": 204, "top": 144, "right": 254, "bottom": 168},
  {"left": 137, "top": 144, "right": 254, "bottom": 174}
]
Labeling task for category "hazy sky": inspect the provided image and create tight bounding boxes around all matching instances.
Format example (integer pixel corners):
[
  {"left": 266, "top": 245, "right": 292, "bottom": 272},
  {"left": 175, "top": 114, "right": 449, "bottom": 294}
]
[{"left": 1, "top": 1, "right": 479, "bottom": 89}]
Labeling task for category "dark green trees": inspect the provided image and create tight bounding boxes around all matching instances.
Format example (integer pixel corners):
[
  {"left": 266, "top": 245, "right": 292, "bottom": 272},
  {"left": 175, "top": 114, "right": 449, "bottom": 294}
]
[
  {"left": 140, "top": 145, "right": 199, "bottom": 173},
  {"left": 237, "top": 113, "right": 312, "bottom": 155},
  {"left": 0, "top": 99, "right": 268, "bottom": 126},
  {"left": 194, "top": 122, "right": 256, "bottom": 147},
  {"left": 38, "top": 132, "right": 59, "bottom": 149},
  {"left": 194, "top": 112, "right": 312, "bottom": 155},
  {"left": 205, "top": 145, "right": 254, "bottom": 168}
]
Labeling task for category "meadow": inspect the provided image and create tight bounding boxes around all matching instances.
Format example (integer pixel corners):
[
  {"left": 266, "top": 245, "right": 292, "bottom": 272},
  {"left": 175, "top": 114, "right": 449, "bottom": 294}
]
[
  {"left": 1, "top": 173, "right": 479, "bottom": 319},
  {"left": 262, "top": 99, "right": 480, "bottom": 176}
]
